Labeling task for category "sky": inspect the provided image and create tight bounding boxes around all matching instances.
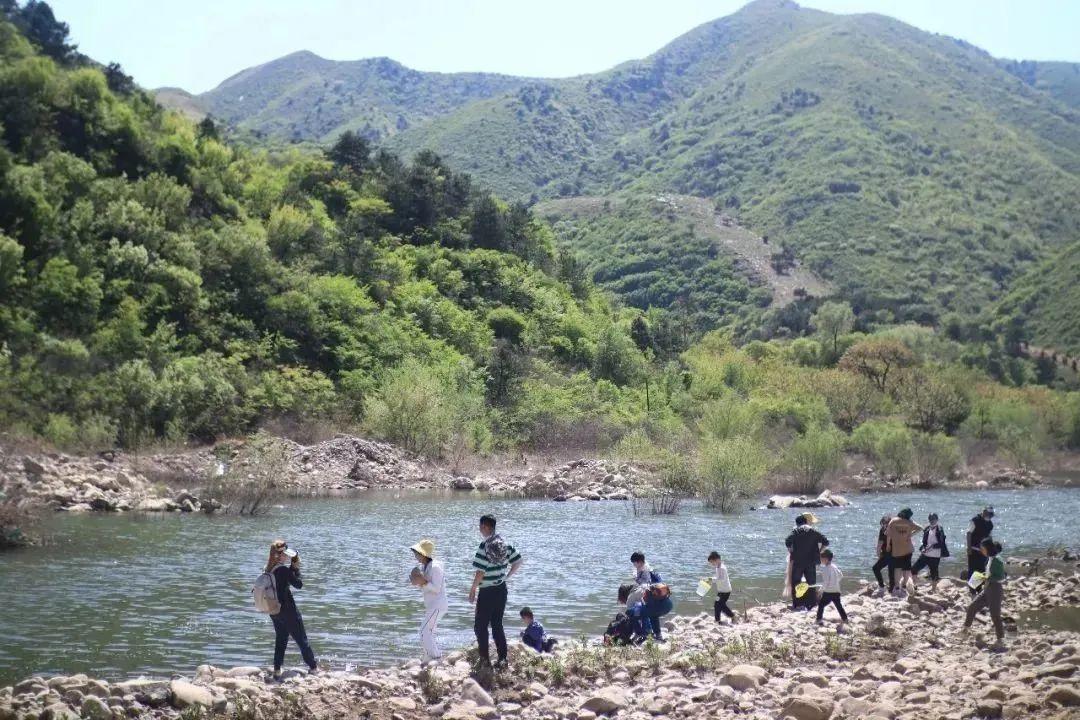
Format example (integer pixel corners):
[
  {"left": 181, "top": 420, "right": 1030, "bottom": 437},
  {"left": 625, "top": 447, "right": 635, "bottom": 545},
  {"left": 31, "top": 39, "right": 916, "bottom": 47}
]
[{"left": 45, "top": 0, "right": 1080, "bottom": 94}]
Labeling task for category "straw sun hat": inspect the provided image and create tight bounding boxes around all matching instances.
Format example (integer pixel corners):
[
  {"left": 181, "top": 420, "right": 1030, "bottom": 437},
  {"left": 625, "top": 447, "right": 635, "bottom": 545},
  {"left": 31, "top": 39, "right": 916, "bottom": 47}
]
[{"left": 410, "top": 539, "right": 435, "bottom": 560}]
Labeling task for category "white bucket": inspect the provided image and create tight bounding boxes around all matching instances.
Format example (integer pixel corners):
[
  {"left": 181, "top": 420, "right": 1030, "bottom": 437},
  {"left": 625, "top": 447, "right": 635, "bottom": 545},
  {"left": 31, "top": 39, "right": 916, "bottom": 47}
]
[{"left": 696, "top": 578, "right": 712, "bottom": 597}]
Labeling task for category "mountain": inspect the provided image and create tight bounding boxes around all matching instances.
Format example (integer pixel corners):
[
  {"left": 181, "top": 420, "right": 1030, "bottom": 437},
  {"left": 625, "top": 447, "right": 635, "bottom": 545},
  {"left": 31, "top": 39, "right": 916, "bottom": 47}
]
[
  {"left": 168, "top": 50, "right": 530, "bottom": 143},
  {"left": 1001, "top": 59, "right": 1080, "bottom": 109},
  {"left": 158, "top": 0, "right": 1080, "bottom": 330}
]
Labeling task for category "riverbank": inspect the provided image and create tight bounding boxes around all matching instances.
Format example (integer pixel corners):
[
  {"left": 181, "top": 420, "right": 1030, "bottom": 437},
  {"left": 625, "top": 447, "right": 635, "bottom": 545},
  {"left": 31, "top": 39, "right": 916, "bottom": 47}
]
[
  {"left": 2, "top": 433, "right": 1074, "bottom": 518},
  {"left": 3, "top": 572, "right": 1077, "bottom": 720}
]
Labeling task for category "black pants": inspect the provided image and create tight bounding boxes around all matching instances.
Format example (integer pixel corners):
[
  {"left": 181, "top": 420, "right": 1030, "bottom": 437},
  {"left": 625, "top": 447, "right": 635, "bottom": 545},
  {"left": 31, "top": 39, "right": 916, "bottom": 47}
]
[
  {"left": 474, "top": 583, "right": 508, "bottom": 663},
  {"left": 816, "top": 592, "right": 848, "bottom": 622},
  {"left": 912, "top": 554, "right": 941, "bottom": 581},
  {"left": 271, "top": 607, "right": 316, "bottom": 671},
  {"left": 791, "top": 563, "right": 817, "bottom": 609},
  {"left": 872, "top": 554, "right": 893, "bottom": 589},
  {"left": 714, "top": 592, "right": 734, "bottom": 621}
]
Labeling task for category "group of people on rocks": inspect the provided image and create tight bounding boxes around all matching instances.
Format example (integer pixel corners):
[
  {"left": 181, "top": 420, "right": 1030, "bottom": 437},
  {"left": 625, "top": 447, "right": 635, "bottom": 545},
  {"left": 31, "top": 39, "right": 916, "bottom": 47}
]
[{"left": 258, "top": 505, "right": 1010, "bottom": 677}]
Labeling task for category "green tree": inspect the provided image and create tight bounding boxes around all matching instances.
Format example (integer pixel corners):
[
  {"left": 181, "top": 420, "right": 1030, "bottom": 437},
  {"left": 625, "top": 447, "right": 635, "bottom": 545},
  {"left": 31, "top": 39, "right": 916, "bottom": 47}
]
[
  {"left": 911, "top": 432, "right": 961, "bottom": 488},
  {"left": 784, "top": 427, "right": 843, "bottom": 494},
  {"left": 698, "top": 435, "right": 769, "bottom": 512},
  {"left": 896, "top": 367, "right": 971, "bottom": 434},
  {"left": 839, "top": 338, "right": 917, "bottom": 394},
  {"left": 810, "top": 301, "right": 855, "bottom": 361}
]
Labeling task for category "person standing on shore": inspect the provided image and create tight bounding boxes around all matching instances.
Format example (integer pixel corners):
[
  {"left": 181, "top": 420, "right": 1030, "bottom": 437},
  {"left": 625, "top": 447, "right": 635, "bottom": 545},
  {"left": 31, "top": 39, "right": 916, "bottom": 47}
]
[
  {"left": 815, "top": 549, "right": 848, "bottom": 630},
  {"left": 469, "top": 514, "right": 523, "bottom": 668},
  {"left": 265, "top": 540, "right": 318, "bottom": 681},
  {"left": 708, "top": 551, "right": 735, "bottom": 624},
  {"left": 871, "top": 514, "right": 894, "bottom": 597},
  {"left": 785, "top": 513, "right": 829, "bottom": 611},
  {"left": 886, "top": 508, "right": 922, "bottom": 597},
  {"left": 409, "top": 539, "right": 447, "bottom": 663},
  {"left": 966, "top": 506, "right": 995, "bottom": 591},
  {"left": 961, "top": 539, "right": 1007, "bottom": 651},
  {"left": 912, "top": 513, "right": 949, "bottom": 590}
]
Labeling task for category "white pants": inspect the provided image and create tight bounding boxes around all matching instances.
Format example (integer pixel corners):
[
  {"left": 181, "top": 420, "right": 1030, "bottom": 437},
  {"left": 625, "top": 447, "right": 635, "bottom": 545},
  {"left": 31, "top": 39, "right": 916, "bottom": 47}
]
[{"left": 420, "top": 606, "right": 447, "bottom": 661}]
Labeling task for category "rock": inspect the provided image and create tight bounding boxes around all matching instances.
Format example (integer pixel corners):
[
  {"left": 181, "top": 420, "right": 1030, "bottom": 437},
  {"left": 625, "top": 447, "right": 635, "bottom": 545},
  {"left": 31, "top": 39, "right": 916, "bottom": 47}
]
[
  {"left": 722, "top": 665, "right": 769, "bottom": 691},
  {"left": 168, "top": 680, "right": 213, "bottom": 709},
  {"left": 782, "top": 696, "right": 835, "bottom": 720},
  {"left": 452, "top": 477, "right": 476, "bottom": 491},
  {"left": 580, "top": 686, "right": 628, "bottom": 714},
  {"left": 224, "top": 666, "right": 262, "bottom": 678},
  {"left": 975, "top": 699, "right": 1003, "bottom": 718},
  {"left": 79, "top": 696, "right": 110, "bottom": 720},
  {"left": 41, "top": 704, "right": 79, "bottom": 720},
  {"left": 22, "top": 457, "right": 47, "bottom": 477},
  {"left": 388, "top": 697, "right": 417, "bottom": 711},
  {"left": 459, "top": 678, "right": 493, "bottom": 707},
  {"left": 767, "top": 495, "right": 796, "bottom": 509},
  {"left": 1046, "top": 686, "right": 1080, "bottom": 707}
]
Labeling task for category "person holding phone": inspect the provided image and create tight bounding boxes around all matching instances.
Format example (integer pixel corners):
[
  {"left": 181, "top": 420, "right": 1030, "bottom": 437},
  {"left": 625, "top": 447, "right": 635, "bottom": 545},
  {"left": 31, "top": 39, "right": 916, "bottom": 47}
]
[{"left": 266, "top": 539, "right": 318, "bottom": 680}]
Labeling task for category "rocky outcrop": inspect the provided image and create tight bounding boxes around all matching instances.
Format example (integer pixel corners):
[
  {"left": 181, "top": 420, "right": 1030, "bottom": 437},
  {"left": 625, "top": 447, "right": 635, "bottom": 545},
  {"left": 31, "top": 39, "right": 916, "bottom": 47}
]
[
  {"left": 1, "top": 451, "right": 216, "bottom": 513},
  {"left": 510, "top": 459, "right": 646, "bottom": 501},
  {"left": 4, "top": 571, "right": 1076, "bottom": 720},
  {"left": 766, "top": 488, "right": 850, "bottom": 509}
]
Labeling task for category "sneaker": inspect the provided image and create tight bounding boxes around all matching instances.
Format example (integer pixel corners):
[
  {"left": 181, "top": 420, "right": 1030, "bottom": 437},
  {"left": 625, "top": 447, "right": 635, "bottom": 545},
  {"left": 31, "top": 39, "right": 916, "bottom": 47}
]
[
  {"left": 815, "top": 618, "right": 825, "bottom": 626},
  {"left": 493, "top": 658, "right": 509, "bottom": 671}
]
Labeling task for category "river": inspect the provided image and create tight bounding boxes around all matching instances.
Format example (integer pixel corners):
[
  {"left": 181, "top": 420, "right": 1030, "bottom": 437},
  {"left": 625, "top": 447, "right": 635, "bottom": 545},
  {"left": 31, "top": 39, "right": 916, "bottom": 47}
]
[{"left": 2, "top": 487, "right": 1077, "bottom": 684}]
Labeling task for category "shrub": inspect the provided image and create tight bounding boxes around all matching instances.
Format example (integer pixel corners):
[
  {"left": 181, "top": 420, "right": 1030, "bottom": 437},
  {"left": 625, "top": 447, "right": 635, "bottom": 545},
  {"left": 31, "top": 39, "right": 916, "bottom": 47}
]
[
  {"left": 873, "top": 424, "right": 915, "bottom": 479},
  {"left": 896, "top": 368, "right": 971, "bottom": 434},
  {"left": 911, "top": 432, "right": 961, "bottom": 488},
  {"left": 487, "top": 307, "right": 527, "bottom": 345},
  {"left": 698, "top": 436, "right": 769, "bottom": 512},
  {"left": 0, "top": 487, "right": 41, "bottom": 549},
  {"left": 201, "top": 432, "right": 288, "bottom": 515},
  {"left": 816, "top": 369, "right": 882, "bottom": 432},
  {"left": 784, "top": 427, "right": 843, "bottom": 494},
  {"left": 698, "top": 394, "right": 763, "bottom": 441},
  {"left": 839, "top": 338, "right": 917, "bottom": 393}
]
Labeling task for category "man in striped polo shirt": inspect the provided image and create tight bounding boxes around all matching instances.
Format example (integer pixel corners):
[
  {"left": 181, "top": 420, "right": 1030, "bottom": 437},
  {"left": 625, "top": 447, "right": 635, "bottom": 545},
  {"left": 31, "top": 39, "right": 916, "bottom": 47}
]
[{"left": 469, "top": 514, "right": 523, "bottom": 667}]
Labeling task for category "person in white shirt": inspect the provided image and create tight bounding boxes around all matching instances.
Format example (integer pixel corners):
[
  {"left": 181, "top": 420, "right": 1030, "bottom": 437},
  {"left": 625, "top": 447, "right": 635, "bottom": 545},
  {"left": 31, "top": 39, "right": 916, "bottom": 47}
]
[
  {"left": 815, "top": 549, "right": 848, "bottom": 628},
  {"left": 409, "top": 539, "right": 448, "bottom": 663},
  {"left": 707, "top": 551, "right": 735, "bottom": 623}
]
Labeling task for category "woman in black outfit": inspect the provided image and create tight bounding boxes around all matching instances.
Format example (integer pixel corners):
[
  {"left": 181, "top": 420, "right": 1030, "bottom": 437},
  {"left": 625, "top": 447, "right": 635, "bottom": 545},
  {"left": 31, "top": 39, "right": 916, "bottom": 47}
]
[
  {"left": 871, "top": 515, "right": 893, "bottom": 596},
  {"left": 266, "top": 540, "right": 318, "bottom": 680}
]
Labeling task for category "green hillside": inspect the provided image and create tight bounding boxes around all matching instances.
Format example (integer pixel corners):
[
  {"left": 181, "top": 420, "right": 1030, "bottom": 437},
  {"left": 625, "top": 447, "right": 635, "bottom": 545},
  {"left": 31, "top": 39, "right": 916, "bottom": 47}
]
[
  {"left": 0, "top": 8, "right": 655, "bottom": 452},
  {"left": 1001, "top": 59, "right": 1080, "bottom": 109},
  {"left": 182, "top": 51, "right": 528, "bottom": 144},
  {"left": 154, "top": 0, "right": 1080, "bottom": 332},
  {"left": 997, "top": 240, "right": 1080, "bottom": 356}
]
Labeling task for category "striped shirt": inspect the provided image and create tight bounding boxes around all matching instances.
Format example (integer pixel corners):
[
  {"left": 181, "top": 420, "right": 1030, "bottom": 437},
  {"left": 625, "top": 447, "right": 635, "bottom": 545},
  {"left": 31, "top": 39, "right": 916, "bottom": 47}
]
[{"left": 472, "top": 538, "right": 521, "bottom": 588}]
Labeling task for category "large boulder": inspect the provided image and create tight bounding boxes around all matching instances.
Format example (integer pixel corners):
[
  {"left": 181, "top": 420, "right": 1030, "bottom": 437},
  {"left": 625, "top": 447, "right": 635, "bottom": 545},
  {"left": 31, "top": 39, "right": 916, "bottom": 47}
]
[
  {"left": 459, "top": 678, "right": 493, "bottom": 707},
  {"left": 1046, "top": 686, "right": 1080, "bottom": 707},
  {"left": 169, "top": 680, "right": 213, "bottom": 709},
  {"left": 782, "top": 695, "right": 835, "bottom": 720},
  {"left": 79, "top": 696, "right": 111, "bottom": 720},
  {"left": 580, "top": 686, "right": 628, "bottom": 714},
  {"left": 722, "top": 665, "right": 769, "bottom": 691}
]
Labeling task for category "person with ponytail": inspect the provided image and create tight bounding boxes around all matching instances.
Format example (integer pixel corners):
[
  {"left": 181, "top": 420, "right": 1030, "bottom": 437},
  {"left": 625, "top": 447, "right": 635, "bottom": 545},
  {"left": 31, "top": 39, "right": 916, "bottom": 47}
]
[
  {"left": 961, "top": 538, "right": 1007, "bottom": 651},
  {"left": 266, "top": 540, "right": 318, "bottom": 680}
]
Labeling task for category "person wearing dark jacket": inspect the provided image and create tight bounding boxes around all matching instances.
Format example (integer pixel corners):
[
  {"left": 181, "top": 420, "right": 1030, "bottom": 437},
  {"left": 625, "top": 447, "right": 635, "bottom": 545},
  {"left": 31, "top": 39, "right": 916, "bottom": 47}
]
[
  {"left": 966, "top": 507, "right": 994, "bottom": 591},
  {"left": 785, "top": 514, "right": 828, "bottom": 610},
  {"left": 266, "top": 540, "right": 318, "bottom": 680},
  {"left": 871, "top": 515, "right": 894, "bottom": 597},
  {"left": 912, "top": 513, "right": 949, "bottom": 588}
]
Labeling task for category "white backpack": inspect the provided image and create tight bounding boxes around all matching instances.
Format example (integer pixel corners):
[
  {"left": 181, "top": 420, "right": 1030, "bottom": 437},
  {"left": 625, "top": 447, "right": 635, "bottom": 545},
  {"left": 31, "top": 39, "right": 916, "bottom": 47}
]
[{"left": 252, "top": 571, "right": 280, "bottom": 614}]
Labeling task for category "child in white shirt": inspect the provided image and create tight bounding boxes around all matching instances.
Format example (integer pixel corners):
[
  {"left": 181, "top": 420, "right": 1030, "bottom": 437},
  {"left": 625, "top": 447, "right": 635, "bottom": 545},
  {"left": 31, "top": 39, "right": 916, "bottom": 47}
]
[
  {"left": 707, "top": 551, "right": 735, "bottom": 623},
  {"left": 816, "top": 549, "right": 848, "bottom": 628}
]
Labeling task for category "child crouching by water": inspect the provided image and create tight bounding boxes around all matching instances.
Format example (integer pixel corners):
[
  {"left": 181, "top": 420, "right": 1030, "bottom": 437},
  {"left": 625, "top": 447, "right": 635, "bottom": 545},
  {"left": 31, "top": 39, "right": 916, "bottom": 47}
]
[
  {"left": 815, "top": 549, "right": 848, "bottom": 630},
  {"left": 707, "top": 551, "right": 736, "bottom": 624},
  {"left": 519, "top": 607, "right": 557, "bottom": 653}
]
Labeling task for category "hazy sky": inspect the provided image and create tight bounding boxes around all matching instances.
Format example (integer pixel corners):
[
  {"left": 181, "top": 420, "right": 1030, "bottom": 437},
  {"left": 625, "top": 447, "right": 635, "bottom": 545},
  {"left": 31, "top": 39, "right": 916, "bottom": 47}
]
[{"left": 45, "top": 0, "right": 1079, "bottom": 94}]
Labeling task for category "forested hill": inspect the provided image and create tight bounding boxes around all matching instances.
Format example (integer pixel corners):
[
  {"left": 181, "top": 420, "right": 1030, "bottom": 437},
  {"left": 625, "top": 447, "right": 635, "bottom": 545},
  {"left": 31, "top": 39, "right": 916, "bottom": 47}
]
[
  {"left": 159, "top": 0, "right": 1080, "bottom": 332},
  {"left": 162, "top": 51, "right": 530, "bottom": 144},
  {"left": 0, "top": 7, "right": 656, "bottom": 452}
]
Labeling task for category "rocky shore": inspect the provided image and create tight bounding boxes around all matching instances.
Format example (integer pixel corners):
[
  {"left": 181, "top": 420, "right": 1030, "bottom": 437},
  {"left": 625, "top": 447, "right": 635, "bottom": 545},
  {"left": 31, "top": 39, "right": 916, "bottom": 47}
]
[{"left": 3, "top": 572, "right": 1077, "bottom": 720}]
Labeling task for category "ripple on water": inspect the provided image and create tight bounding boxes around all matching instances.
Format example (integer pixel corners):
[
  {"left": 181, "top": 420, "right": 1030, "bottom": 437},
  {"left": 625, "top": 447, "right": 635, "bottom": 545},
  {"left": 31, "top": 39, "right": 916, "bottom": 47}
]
[{"left": 2, "top": 486, "right": 1078, "bottom": 683}]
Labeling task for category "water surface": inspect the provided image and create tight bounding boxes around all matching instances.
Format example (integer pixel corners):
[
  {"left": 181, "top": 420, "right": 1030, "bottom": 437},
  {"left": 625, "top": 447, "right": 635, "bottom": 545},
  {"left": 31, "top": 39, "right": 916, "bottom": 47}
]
[{"left": 3, "top": 487, "right": 1077, "bottom": 684}]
